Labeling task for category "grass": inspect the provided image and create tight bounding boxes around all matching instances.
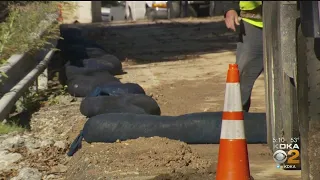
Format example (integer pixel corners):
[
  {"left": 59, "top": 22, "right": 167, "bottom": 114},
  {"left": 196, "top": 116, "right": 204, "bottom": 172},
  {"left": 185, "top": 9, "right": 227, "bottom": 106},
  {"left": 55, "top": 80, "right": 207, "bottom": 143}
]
[
  {"left": 0, "top": 1, "right": 77, "bottom": 68},
  {"left": 0, "top": 123, "right": 24, "bottom": 135},
  {"left": 0, "top": 2, "right": 59, "bottom": 61}
]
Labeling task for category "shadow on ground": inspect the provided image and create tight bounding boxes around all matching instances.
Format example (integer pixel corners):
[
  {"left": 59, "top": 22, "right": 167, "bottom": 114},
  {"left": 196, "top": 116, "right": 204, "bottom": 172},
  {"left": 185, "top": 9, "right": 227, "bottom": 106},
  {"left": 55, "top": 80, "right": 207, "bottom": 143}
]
[
  {"left": 152, "top": 171, "right": 215, "bottom": 180},
  {"left": 9, "top": 102, "right": 41, "bottom": 130},
  {"left": 63, "top": 18, "right": 238, "bottom": 64}
]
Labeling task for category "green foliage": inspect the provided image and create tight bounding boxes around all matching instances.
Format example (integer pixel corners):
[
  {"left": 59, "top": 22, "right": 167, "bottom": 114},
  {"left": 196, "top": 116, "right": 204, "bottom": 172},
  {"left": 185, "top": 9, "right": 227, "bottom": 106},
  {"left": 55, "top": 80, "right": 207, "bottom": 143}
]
[
  {"left": 46, "top": 85, "right": 69, "bottom": 105},
  {"left": 0, "top": 1, "right": 75, "bottom": 76},
  {"left": 14, "top": 84, "right": 69, "bottom": 113},
  {"left": 0, "top": 122, "right": 24, "bottom": 135},
  {"left": 0, "top": 2, "right": 60, "bottom": 60},
  {"left": 0, "top": 1, "right": 62, "bottom": 84}
]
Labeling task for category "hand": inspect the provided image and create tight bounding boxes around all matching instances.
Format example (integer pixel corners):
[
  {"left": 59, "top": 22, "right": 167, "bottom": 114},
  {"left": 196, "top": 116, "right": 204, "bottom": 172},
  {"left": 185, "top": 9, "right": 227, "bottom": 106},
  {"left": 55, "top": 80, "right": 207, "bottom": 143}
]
[{"left": 225, "top": 10, "right": 240, "bottom": 32}]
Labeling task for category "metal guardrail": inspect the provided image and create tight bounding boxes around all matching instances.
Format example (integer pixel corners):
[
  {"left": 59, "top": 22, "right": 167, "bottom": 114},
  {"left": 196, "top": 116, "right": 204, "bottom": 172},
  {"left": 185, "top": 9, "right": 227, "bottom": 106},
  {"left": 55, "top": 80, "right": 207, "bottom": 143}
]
[{"left": 0, "top": 13, "right": 59, "bottom": 122}]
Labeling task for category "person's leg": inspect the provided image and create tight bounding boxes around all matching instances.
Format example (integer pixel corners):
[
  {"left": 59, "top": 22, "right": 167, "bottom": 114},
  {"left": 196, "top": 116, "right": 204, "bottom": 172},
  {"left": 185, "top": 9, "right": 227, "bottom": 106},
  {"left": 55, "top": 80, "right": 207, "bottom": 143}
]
[{"left": 236, "top": 21, "right": 263, "bottom": 112}]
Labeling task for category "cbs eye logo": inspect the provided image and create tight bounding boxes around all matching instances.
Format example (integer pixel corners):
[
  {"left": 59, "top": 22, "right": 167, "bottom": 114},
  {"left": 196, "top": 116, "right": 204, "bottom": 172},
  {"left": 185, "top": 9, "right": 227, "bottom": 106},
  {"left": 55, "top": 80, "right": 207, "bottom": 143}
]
[{"left": 273, "top": 150, "right": 287, "bottom": 164}]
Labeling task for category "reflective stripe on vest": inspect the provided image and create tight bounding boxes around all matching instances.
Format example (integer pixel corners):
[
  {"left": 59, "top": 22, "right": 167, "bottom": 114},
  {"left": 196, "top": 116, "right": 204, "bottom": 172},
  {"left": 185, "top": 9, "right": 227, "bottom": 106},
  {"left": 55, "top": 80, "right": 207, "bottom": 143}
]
[
  {"left": 239, "top": 1, "right": 263, "bottom": 28},
  {"left": 240, "top": 1, "right": 262, "bottom": 11},
  {"left": 242, "top": 18, "right": 263, "bottom": 28}
]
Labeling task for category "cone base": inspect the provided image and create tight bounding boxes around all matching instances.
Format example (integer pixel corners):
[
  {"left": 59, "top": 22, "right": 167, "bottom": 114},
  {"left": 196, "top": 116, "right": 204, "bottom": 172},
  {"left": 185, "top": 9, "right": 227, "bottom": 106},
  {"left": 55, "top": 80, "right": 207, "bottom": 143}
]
[{"left": 216, "top": 139, "right": 250, "bottom": 180}]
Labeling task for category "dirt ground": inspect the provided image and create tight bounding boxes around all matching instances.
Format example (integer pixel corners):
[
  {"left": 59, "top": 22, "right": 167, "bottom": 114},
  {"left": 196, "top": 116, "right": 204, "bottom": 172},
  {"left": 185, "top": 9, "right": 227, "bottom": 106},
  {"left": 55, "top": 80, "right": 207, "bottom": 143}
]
[{"left": 56, "top": 17, "right": 301, "bottom": 179}]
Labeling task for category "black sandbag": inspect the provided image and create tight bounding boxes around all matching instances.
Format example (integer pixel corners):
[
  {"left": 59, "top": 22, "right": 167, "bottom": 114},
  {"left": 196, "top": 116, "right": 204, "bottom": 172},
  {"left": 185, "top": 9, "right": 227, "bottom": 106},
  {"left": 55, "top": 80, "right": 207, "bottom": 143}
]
[
  {"left": 58, "top": 43, "right": 88, "bottom": 67},
  {"left": 76, "top": 39, "right": 106, "bottom": 51},
  {"left": 67, "top": 71, "right": 120, "bottom": 97},
  {"left": 59, "top": 26, "right": 106, "bottom": 51},
  {"left": 58, "top": 29, "right": 107, "bottom": 68},
  {"left": 86, "top": 48, "right": 108, "bottom": 58},
  {"left": 64, "top": 56, "right": 122, "bottom": 77},
  {"left": 89, "top": 83, "right": 146, "bottom": 96},
  {"left": 59, "top": 26, "right": 83, "bottom": 41},
  {"left": 65, "top": 64, "right": 111, "bottom": 80},
  {"left": 83, "top": 54, "right": 123, "bottom": 75},
  {"left": 82, "top": 112, "right": 267, "bottom": 144},
  {"left": 60, "top": 38, "right": 106, "bottom": 52},
  {"left": 80, "top": 94, "right": 161, "bottom": 117}
]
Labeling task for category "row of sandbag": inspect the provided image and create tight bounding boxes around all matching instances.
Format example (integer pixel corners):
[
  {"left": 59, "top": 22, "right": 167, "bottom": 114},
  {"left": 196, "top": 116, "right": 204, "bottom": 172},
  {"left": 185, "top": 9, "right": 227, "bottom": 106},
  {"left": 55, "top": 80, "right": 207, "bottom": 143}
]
[
  {"left": 58, "top": 26, "right": 268, "bottom": 157},
  {"left": 58, "top": 26, "right": 161, "bottom": 117},
  {"left": 57, "top": 26, "right": 165, "bottom": 156}
]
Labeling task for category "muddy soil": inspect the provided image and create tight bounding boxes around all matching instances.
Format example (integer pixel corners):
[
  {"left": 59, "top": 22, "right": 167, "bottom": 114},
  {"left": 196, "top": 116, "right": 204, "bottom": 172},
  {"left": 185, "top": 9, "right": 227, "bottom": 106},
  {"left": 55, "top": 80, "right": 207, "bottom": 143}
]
[{"left": 66, "top": 137, "right": 215, "bottom": 180}]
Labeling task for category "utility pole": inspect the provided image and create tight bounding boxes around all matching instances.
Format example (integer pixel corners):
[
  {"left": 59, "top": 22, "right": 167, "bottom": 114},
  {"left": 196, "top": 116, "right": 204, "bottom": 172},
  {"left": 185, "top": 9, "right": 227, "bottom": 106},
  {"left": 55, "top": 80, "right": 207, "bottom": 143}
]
[{"left": 182, "top": 1, "right": 188, "bottom": 17}]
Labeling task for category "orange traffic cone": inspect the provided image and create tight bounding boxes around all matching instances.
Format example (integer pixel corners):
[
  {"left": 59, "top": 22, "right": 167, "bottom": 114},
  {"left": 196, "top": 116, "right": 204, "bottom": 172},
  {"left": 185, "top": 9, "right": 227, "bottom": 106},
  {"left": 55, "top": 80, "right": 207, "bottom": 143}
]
[
  {"left": 216, "top": 64, "right": 251, "bottom": 180},
  {"left": 57, "top": 4, "right": 63, "bottom": 22}
]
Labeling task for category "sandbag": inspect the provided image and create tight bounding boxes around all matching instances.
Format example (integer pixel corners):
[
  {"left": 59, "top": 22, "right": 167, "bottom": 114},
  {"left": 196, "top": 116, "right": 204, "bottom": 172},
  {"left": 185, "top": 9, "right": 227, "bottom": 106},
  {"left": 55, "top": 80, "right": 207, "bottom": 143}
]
[
  {"left": 67, "top": 71, "right": 120, "bottom": 97},
  {"left": 83, "top": 112, "right": 267, "bottom": 144},
  {"left": 62, "top": 38, "right": 106, "bottom": 51},
  {"left": 58, "top": 28, "right": 107, "bottom": 67},
  {"left": 65, "top": 64, "right": 112, "bottom": 80},
  {"left": 89, "top": 83, "right": 146, "bottom": 96},
  {"left": 58, "top": 25, "right": 106, "bottom": 51},
  {"left": 86, "top": 48, "right": 108, "bottom": 58},
  {"left": 64, "top": 55, "right": 123, "bottom": 77},
  {"left": 83, "top": 54, "right": 123, "bottom": 75},
  {"left": 67, "top": 112, "right": 266, "bottom": 156},
  {"left": 59, "top": 26, "right": 83, "bottom": 41},
  {"left": 57, "top": 43, "right": 88, "bottom": 67},
  {"left": 80, "top": 94, "right": 161, "bottom": 117}
]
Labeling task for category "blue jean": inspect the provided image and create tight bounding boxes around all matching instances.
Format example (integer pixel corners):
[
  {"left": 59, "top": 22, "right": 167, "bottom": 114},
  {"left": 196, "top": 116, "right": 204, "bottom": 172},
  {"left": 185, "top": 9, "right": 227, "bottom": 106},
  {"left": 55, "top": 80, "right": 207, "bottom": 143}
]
[{"left": 236, "top": 20, "right": 264, "bottom": 112}]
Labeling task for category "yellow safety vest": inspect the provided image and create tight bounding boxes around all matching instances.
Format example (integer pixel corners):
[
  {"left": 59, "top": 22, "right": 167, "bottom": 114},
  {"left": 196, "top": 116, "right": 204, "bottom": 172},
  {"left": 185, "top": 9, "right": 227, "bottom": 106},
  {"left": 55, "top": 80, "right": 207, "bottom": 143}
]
[{"left": 239, "top": 1, "right": 263, "bottom": 28}]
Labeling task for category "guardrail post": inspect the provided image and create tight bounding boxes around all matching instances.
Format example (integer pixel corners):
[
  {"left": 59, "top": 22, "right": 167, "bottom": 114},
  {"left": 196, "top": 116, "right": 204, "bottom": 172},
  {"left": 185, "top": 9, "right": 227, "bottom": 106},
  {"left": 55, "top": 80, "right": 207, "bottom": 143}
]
[{"left": 38, "top": 68, "right": 48, "bottom": 91}]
